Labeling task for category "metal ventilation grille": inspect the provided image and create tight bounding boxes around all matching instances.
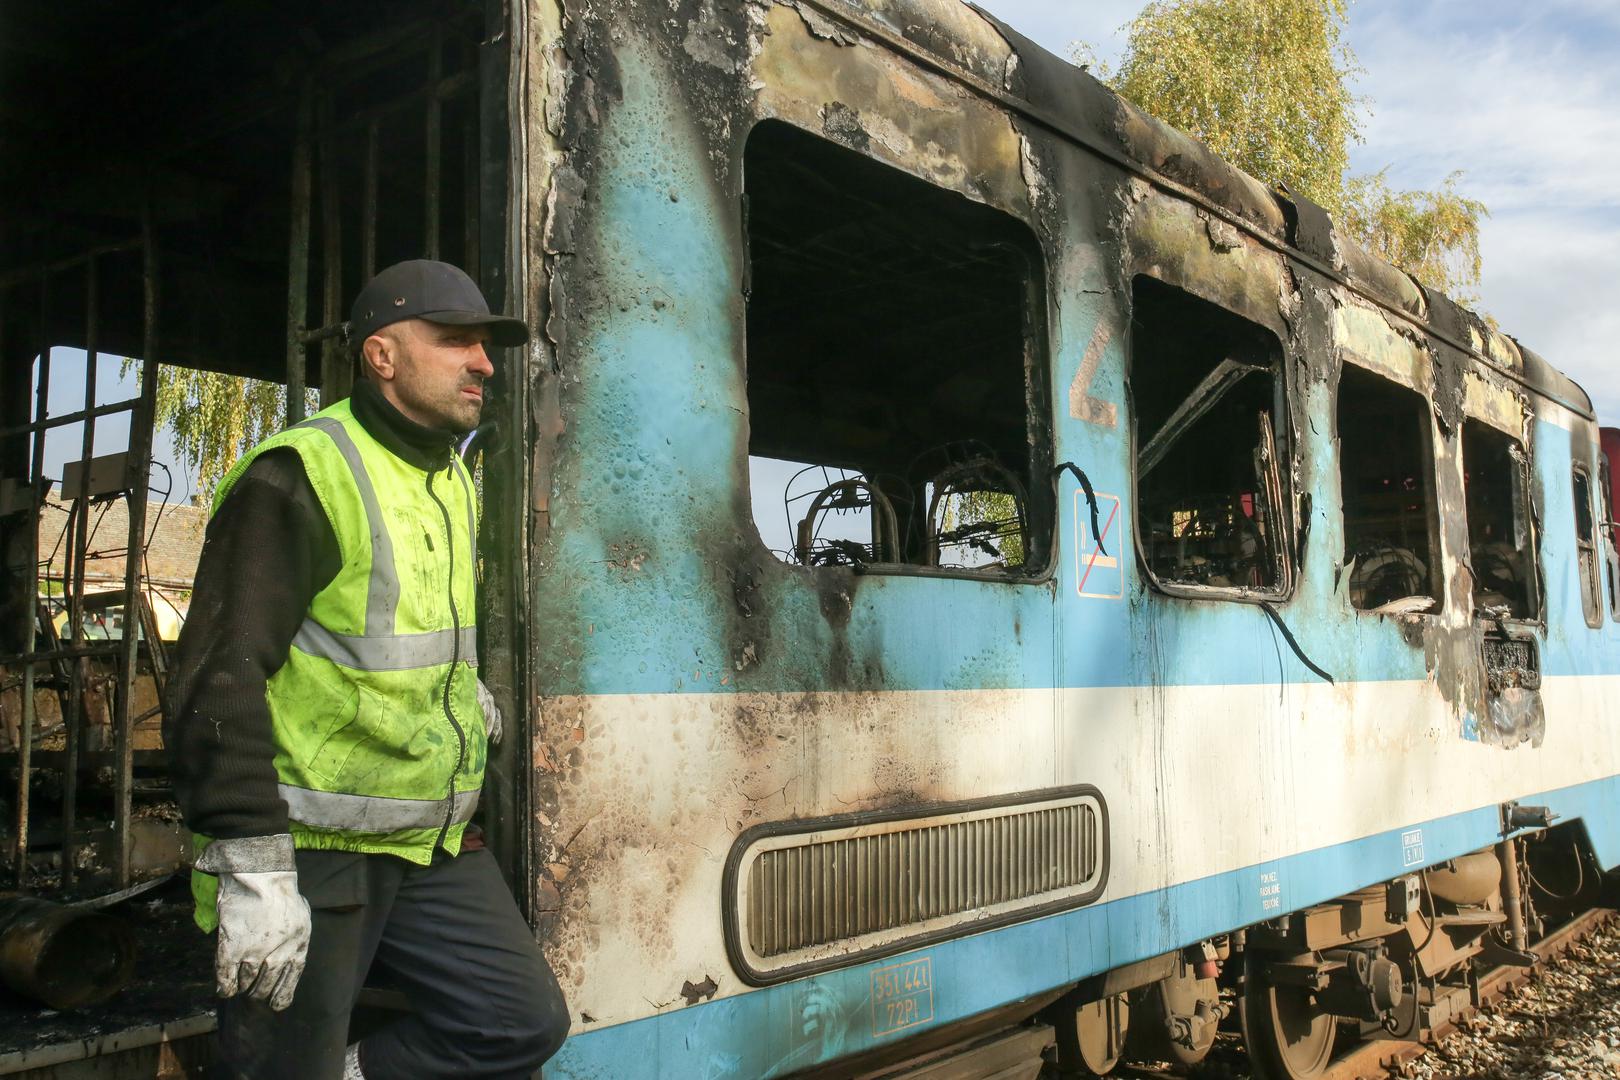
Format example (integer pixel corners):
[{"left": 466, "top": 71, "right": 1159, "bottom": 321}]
[{"left": 743, "top": 797, "right": 1101, "bottom": 961}]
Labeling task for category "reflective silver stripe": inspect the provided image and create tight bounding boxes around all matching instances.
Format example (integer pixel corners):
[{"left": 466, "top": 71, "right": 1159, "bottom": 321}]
[
  {"left": 453, "top": 458, "right": 477, "bottom": 566},
  {"left": 281, "top": 784, "right": 479, "bottom": 833},
  {"left": 300, "top": 416, "right": 399, "bottom": 634},
  {"left": 293, "top": 619, "right": 477, "bottom": 671}
]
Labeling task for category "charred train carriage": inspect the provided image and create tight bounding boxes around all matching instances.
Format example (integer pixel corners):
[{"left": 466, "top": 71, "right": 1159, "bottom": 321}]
[
  {"left": 3, "top": 0, "right": 1619, "bottom": 1077},
  {"left": 523, "top": 0, "right": 1620, "bottom": 1076}
]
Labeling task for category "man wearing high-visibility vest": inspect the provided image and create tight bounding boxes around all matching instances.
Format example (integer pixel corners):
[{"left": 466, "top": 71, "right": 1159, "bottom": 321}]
[{"left": 167, "top": 260, "right": 568, "bottom": 1079}]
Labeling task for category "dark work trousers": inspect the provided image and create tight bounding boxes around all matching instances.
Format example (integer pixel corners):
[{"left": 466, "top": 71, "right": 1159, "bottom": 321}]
[{"left": 216, "top": 847, "right": 569, "bottom": 1080}]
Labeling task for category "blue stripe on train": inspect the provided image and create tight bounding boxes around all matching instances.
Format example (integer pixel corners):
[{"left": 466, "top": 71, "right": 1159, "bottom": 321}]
[
  {"left": 557, "top": 417, "right": 1620, "bottom": 700},
  {"left": 542, "top": 772, "right": 1620, "bottom": 1078}
]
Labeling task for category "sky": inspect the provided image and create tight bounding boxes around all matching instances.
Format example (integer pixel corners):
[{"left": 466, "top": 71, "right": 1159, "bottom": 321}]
[
  {"left": 974, "top": 0, "right": 1620, "bottom": 422},
  {"left": 35, "top": 351, "right": 196, "bottom": 506}
]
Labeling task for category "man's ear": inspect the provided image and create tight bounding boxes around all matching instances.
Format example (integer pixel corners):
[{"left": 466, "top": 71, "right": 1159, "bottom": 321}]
[{"left": 361, "top": 332, "right": 395, "bottom": 382}]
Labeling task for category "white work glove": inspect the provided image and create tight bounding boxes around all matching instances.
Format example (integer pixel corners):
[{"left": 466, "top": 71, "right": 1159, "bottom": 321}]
[
  {"left": 476, "top": 678, "right": 504, "bottom": 745},
  {"left": 196, "top": 834, "right": 311, "bottom": 1012}
]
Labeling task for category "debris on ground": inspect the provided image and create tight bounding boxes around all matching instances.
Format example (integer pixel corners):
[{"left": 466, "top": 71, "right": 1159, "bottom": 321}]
[{"left": 1411, "top": 917, "right": 1620, "bottom": 1080}]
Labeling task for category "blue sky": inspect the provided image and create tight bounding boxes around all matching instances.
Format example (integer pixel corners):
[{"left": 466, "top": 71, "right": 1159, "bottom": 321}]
[
  {"left": 36, "top": 353, "right": 195, "bottom": 505},
  {"left": 976, "top": 0, "right": 1620, "bottom": 423}
]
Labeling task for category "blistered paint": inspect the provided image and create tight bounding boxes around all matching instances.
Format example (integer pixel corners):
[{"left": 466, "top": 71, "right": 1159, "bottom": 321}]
[{"left": 1334, "top": 301, "right": 1432, "bottom": 394}]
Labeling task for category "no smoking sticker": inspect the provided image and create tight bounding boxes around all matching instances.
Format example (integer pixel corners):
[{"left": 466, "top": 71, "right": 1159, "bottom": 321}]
[{"left": 1074, "top": 490, "right": 1123, "bottom": 599}]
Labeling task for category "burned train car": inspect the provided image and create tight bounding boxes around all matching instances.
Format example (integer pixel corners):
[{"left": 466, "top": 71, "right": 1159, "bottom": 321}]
[
  {"left": 4, "top": 0, "right": 1620, "bottom": 1077},
  {"left": 519, "top": 0, "right": 1620, "bottom": 1076}
]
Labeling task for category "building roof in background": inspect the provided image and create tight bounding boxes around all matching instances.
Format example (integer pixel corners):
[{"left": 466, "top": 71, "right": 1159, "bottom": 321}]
[{"left": 35, "top": 496, "right": 206, "bottom": 589}]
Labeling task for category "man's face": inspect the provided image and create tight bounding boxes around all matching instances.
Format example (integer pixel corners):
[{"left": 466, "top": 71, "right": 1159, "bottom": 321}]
[{"left": 371, "top": 319, "right": 495, "bottom": 434}]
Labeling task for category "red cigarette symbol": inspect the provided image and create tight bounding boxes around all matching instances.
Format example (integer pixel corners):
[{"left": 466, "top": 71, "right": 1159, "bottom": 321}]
[{"left": 1077, "top": 498, "right": 1119, "bottom": 595}]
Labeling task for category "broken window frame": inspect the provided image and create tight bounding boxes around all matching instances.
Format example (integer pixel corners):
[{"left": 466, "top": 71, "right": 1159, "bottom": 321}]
[
  {"left": 1572, "top": 463, "right": 1603, "bottom": 629},
  {"left": 737, "top": 120, "right": 1057, "bottom": 585},
  {"left": 1601, "top": 457, "right": 1620, "bottom": 622},
  {"left": 1127, "top": 276, "right": 1296, "bottom": 603},
  {"left": 1460, "top": 418, "right": 1542, "bottom": 623},
  {"left": 1335, "top": 362, "right": 1445, "bottom": 615}
]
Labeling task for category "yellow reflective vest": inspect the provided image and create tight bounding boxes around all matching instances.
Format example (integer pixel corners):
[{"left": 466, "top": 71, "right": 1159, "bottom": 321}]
[{"left": 192, "top": 398, "right": 485, "bottom": 929}]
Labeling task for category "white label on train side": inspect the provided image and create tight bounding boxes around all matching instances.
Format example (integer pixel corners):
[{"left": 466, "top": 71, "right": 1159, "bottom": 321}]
[
  {"left": 1402, "top": 829, "right": 1425, "bottom": 867},
  {"left": 1258, "top": 869, "right": 1282, "bottom": 912}
]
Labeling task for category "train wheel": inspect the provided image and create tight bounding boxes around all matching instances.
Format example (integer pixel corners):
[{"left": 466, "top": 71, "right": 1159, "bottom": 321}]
[
  {"left": 1240, "top": 953, "right": 1337, "bottom": 1080},
  {"left": 1056, "top": 993, "right": 1130, "bottom": 1076}
]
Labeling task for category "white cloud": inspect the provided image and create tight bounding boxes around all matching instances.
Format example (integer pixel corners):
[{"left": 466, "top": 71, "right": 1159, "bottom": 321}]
[
  {"left": 1347, "top": 4, "right": 1620, "bottom": 422},
  {"left": 1349, "top": 15, "right": 1620, "bottom": 214},
  {"left": 1480, "top": 210, "right": 1620, "bottom": 422}
]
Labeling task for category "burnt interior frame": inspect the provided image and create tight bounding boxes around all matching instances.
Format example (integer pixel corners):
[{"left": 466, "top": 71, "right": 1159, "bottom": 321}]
[
  {"left": 0, "top": 1, "right": 529, "bottom": 903},
  {"left": 1460, "top": 418, "right": 1541, "bottom": 622},
  {"left": 1571, "top": 462, "right": 1602, "bottom": 629},
  {"left": 1335, "top": 362, "right": 1444, "bottom": 612},
  {"left": 739, "top": 119, "right": 1056, "bottom": 581},
  {"left": 1601, "top": 456, "right": 1620, "bottom": 621},
  {"left": 1125, "top": 274, "right": 1296, "bottom": 601}
]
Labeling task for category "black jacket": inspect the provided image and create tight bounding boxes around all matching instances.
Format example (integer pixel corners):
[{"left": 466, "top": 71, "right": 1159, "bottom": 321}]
[{"left": 165, "top": 380, "right": 462, "bottom": 840}]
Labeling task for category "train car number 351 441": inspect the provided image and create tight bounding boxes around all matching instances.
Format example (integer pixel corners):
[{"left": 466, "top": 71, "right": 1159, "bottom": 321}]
[{"left": 870, "top": 957, "right": 935, "bottom": 1038}]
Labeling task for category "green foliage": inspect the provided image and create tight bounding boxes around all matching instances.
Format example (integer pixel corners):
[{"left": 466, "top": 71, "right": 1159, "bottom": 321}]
[
  {"left": 941, "top": 489, "right": 1026, "bottom": 568},
  {"left": 1094, "top": 0, "right": 1489, "bottom": 304},
  {"left": 1342, "top": 170, "right": 1489, "bottom": 303},
  {"left": 129, "top": 363, "right": 308, "bottom": 503},
  {"left": 1109, "top": 0, "right": 1361, "bottom": 214}
]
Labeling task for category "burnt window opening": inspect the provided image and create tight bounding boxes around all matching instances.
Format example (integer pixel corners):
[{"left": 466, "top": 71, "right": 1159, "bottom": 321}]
[
  {"left": 1130, "top": 276, "right": 1290, "bottom": 594},
  {"left": 1573, "top": 465, "right": 1602, "bottom": 628},
  {"left": 742, "top": 121, "right": 1051, "bottom": 577},
  {"left": 1336, "top": 365, "right": 1442, "bottom": 612},
  {"left": 747, "top": 459, "right": 900, "bottom": 568},
  {"left": 1461, "top": 419, "right": 1539, "bottom": 619}
]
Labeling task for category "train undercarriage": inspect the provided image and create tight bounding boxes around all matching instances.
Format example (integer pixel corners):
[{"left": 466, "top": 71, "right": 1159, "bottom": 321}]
[{"left": 829, "top": 817, "right": 1614, "bottom": 1080}]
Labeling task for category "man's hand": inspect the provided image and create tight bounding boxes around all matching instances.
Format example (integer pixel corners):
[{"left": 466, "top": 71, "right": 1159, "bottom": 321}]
[
  {"left": 476, "top": 678, "right": 504, "bottom": 745},
  {"left": 195, "top": 834, "right": 310, "bottom": 1011},
  {"left": 215, "top": 871, "right": 312, "bottom": 1010}
]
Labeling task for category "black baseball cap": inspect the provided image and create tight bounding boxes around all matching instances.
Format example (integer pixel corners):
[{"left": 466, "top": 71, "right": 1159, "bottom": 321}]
[{"left": 349, "top": 259, "right": 529, "bottom": 348}]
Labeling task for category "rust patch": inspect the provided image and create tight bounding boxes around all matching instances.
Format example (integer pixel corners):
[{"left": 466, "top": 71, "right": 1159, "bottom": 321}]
[{"left": 680, "top": 974, "right": 719, "bottom": 1005}]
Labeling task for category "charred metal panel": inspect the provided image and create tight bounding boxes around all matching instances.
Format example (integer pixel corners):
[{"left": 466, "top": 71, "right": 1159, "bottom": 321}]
[
  {"left": 1125, "top": 187, "right": 1292, "bottom": 339},
  {"left": 517, "top": 0, "right": 1094, "bottom": 1039}
]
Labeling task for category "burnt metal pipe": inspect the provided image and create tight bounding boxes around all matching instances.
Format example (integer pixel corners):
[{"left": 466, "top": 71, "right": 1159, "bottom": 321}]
[
  {"left": 61, "top": 256, "right": 100, "bottom": 891},
  {"left": 0, "top": 897, "right": 136, "bottom": 1009},
  {"left": 319, "top": 98, "right": 349, "bottom": 407},
  {"left": 111, "top": 216, "right": 161, "bottom": 888},
  {"left": 362, "top": 120, "right": 379, "bottom": 282},
  {"left": 1498, "top": 838, "right": 1528, "bottom": 951},
  {"left": 424, "top": 30, "right": 444, "bottom": 260},
  {"left": 286, "top": 78, "right": 314, "bottom": 426},
  {"left": 14, "top": 281, "right": 50, "bottom": 887}
]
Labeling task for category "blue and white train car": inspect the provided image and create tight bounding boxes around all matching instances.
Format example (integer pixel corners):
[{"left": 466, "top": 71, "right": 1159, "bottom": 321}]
[{"left": 502, "top": 1, "right": 1620, "bottom": 1075}]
